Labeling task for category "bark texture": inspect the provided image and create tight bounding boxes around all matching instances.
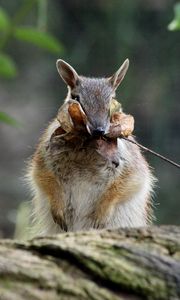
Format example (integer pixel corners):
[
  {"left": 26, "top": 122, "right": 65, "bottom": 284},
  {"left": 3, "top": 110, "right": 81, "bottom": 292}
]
[{"left": 0, "top": 226, "right": 180, "bottom": 300}]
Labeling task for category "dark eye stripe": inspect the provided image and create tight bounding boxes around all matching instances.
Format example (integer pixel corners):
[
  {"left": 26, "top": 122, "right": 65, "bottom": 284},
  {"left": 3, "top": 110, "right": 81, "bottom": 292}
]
[{"left": 71, "top": 94, "right": 80, "bottom": 102}]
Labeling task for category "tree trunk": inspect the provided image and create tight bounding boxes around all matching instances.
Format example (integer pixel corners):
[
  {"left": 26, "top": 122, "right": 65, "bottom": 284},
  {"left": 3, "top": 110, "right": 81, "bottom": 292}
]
[{"left": 0, "top": 226, "right": 180, "bottom": 300}]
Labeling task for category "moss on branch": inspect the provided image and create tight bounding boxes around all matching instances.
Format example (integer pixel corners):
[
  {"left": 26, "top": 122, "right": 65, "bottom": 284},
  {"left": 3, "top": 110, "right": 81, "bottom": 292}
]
[{"left": 0, "top": 226, "right": 180, "bottom": 300}]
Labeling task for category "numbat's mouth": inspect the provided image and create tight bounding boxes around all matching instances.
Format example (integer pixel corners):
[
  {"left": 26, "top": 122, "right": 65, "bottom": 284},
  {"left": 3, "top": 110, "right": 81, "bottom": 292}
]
[
  {"left": 50, "top": 99, "right": 134, "bottom": 166},
  {"left": 56, "top": 99, "right": 134, "bottom": 140}
]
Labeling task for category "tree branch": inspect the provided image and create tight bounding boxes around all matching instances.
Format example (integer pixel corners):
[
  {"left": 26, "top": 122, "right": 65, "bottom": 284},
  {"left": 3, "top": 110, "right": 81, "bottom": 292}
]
[{"left": 0, "top": 226, "right": 180, "bottom": 299}]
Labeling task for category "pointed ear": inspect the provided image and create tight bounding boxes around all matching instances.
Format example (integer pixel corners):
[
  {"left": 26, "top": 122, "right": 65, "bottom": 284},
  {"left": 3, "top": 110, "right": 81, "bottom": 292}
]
[
  {"left": 56, "top": 59, "right": 79, "bottom": 89},
  {"left": 109, "top": 59, "right": 129, "bottom": 90}
]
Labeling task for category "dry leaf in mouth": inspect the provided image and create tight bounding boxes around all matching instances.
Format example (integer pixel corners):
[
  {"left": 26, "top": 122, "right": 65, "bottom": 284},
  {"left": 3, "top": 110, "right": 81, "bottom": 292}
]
[
  {"left": 68, "top": 102, "right": 87, "bottom": 131},
  {"left": 57, "top": 100, "right": 87, "bottom": 133},
  {"left": 108, "top": 99, "right": 134, "bottom": 138},
  {"left": 106, "top": 112, "right": 134, "bottom": 139},
  {"left": 52, "top": 99, "right": 134, "bottom": 165},
  {"left": 51, "top": 126, "right": 66, "bottom": 139},
  {"left": 56, "top": 99, "right": 134, "bottom": 142},
  {"left": 57, "top": 101, "right": 74, "bottom": 133},
  {"left": 109, "top": 98, "right": 122, "bottom": 116},
  {"left": 52, "top": 101, "right": 88, "bottom": 142}
]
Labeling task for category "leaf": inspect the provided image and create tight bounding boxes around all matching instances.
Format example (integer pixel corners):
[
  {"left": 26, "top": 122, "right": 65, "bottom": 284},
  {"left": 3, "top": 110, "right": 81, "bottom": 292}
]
[
  {"left": 110, "top": 99, "right": 122, "bottom": 116},
  {"left": 168, "top": 3, "right": 180, "bottom": 31},
  {"left": 0, "top": 111, "right": 21, "bottom": 127},
  {"left": 168, "top": 20, "right": 180, "bottom": 31},
  {"left": 0, "top": 7, "right": 10, "bottom": 32},
  {"left": 14, "top": 26, "right": 64, "bottom": 54},
  {"left": 0, "top": 53, "right": 17, "bottom": 78}
]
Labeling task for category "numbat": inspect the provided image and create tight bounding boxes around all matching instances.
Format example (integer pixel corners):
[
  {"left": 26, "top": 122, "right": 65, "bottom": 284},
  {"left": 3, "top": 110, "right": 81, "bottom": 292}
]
[{"left": 27, "top": 59, "right": 155, "bottom": 235}]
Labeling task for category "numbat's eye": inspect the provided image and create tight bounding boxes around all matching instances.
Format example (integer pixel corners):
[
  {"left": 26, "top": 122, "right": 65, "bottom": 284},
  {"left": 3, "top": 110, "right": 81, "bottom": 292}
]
[{"left": 71, "top": 94, "right": 80, "bottom": 102}]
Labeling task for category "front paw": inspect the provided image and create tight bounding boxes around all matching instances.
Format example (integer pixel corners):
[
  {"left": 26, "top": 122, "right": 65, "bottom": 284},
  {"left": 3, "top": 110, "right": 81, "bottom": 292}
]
[
  {"left": 51, "top": 208, "right": 67, "bottom": 232},
  {"left": 86, "top": 209, "right": 105, "bottom": 229}
]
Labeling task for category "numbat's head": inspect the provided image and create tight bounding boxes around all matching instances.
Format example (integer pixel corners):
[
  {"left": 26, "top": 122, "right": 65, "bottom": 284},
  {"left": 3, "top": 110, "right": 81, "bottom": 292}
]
[{"left": 56, "top": 59, "right": 129, "bottom": 137}]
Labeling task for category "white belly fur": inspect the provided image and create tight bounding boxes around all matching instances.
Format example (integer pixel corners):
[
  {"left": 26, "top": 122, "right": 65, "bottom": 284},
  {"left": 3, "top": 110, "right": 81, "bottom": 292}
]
[{"left": 30, "top": 121, "right": 154, "bottom": 235}]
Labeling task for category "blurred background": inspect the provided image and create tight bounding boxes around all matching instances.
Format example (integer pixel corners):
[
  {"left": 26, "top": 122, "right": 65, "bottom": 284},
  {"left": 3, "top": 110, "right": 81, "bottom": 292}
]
[{"left": 0, "top": 0, "right": 179, "bottom": 238}]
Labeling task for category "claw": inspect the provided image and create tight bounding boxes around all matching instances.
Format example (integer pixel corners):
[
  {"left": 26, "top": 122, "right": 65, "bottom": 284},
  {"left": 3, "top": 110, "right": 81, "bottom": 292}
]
[
  {"left": 51, "top": 209, "right": 67, "bottom": 232},
  {"left": 85, "top": 209, "right": 105, "bottom": 229}
]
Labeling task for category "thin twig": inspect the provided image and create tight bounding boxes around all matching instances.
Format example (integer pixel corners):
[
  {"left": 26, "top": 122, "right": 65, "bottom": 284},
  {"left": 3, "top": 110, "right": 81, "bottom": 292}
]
[{"left": 122, "top": 136, "right": 180, "bottom": 169}]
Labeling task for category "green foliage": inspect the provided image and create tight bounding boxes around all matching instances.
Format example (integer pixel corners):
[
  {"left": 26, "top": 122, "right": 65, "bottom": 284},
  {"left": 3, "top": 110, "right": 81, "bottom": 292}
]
[
  {"left": 168, "top": 3, "right": 180, "bottom": 30},
  {"left": 14, "top": 26, "right": 63, "bottom": 54},
  {"left": 0, "top": 53, "right": 17, "bottom": 78},
  {"left": 0, "top": 1, "right": 63, "bottom": 80},
  {"left": 0, "top": 111, "right": 21, "bottom": 127},
  {"left": 0, "top": 7, "right": 10, "bottom": 31},
  {"left": 0, "top": 0, "right": 63, "bottom": 125}
]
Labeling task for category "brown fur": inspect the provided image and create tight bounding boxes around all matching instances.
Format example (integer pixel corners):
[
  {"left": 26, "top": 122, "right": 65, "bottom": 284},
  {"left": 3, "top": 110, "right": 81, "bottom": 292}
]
[
  {"left": 32, "top": 146, "right": 66, "bottom": 230},
  {"left": 27, "top": 59, "right": 155, "bottom": 235}
]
